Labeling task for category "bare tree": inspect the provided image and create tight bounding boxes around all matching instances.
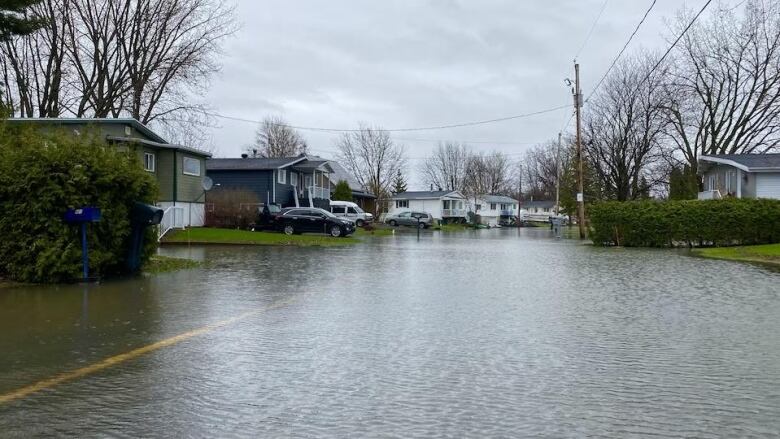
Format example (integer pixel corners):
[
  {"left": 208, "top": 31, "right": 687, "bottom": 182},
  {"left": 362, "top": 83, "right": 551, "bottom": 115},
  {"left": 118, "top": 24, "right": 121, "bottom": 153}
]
[
  {"left": 419, "top": 141, "right": 470, "bottom": 191},
  {"left": 584, "top": 53, "right": 667, "bottom": 201},
  {"left": 520, "top": 141, "right": 566, "bottom": 200},
  {"left": 1, "top": 0, "right": 237, "bottom": 143},
  {"left": 1, "top": 0, "right": 69, "bottom": 117},
  {"left": 462, "top": 151, "right": 512, "bottom": 198},
  {"left": 665, "top": 0, "right": 780, "bottom": 170},
  {"left": 250, "top": 116, "right": 307, "bottom": 158},
  {"left": 335, "top": 123, "right": 406, "bottom": 215}
]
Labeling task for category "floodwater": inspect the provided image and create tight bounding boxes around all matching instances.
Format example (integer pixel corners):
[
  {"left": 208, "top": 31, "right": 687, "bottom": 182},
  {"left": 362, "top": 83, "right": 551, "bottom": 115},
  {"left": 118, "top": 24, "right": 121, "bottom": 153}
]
[{"left": 1, "top": 228, "right": 779, "bottom": 438}]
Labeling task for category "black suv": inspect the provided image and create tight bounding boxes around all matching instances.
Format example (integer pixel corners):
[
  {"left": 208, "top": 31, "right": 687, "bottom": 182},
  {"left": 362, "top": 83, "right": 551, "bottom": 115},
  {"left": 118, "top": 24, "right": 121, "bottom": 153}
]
[{"left": 278, "top": 208, "right": 355, "bottom": 237}]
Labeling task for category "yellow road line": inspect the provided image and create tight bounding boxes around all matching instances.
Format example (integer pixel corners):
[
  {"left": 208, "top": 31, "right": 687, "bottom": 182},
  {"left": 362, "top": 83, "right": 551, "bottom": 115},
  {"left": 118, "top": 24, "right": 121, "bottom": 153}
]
[{"left": 0, "top": 297, "right": 299, "bottom": 405}]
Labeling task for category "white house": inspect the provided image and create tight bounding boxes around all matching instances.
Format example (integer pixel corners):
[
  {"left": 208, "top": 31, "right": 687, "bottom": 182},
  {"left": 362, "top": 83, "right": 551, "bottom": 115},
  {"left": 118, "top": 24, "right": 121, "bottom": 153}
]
[
  {"left": 388, "top": 190, "right": 468, "bottom": 222},
  {"left": 520, "top": 200, "right": 559, "bottom": 222},
  {"left": 698, "top": 154, "right": 780, "bottom": 199},
  {"left": 471, "top": 195, "right": 519, "bottom": 227}
]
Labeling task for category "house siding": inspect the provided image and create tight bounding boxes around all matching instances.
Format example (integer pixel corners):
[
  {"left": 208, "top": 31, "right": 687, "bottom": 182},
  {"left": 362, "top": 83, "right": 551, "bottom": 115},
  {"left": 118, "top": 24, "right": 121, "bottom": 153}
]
[
  {"left": 207, "top": 169, "right": 276, "bottom": 204},
  {"left": 177, "top": 153, "right": 206, "bottom": 203},
  {"left": 702, "top": 163, "right": 758, "bottom": 198}
]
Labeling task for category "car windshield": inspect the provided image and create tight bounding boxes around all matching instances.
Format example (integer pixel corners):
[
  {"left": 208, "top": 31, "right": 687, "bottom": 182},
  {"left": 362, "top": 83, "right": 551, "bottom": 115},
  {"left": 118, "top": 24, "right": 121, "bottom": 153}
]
[
  {"left": 353, "top": 206, "right": 364, "bottom": 213},
  {"left": 267, "top": 204, "right": 281, "bottom": 213}
]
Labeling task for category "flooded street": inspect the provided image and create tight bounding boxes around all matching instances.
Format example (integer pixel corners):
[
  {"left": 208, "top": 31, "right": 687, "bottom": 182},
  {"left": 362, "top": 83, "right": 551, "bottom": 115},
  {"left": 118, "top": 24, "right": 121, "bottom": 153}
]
[{"left": 1, "top": 229, "right": 779, "bottom": 437}]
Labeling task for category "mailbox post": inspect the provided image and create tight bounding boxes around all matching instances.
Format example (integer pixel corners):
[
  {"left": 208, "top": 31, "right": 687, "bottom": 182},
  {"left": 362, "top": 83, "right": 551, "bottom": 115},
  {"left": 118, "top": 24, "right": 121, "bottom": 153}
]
[{"left": 64, "top": 207, "right": 102, "bottom": 281}]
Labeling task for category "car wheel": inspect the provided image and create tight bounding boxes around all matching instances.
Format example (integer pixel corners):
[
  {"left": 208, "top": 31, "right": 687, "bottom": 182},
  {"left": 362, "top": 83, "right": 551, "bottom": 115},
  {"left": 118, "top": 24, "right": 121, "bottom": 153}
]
[
  {"left": 389, "top": 220, "right": 397, "bottom": 226},
  {"left": 418, "top": 222, "right": 426, "bottom": 229},
  {"left": 330, "top": 225, "right": 342, "bottom": 237},
  {"left": 356, "top": 219, "right": 364, "bottom": 227},
  {"left": 283, "top": 224, "right": 295, "bottom": 236}
]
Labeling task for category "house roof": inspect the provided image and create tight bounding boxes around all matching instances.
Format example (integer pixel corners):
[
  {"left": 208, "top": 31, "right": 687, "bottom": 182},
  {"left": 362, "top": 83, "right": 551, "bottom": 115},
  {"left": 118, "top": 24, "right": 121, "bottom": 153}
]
[
  {"left": 106, "top": 136, "right": 211, "bottom": 158},
  {"left": 480, "top": 194, "right": 518, "bottom": 204},
  {"left": 521, "top": 200, "right": 557, "bottom": 209},
  {"left": 6, "top": 117, "right": 168, "bottom": 144},
  {"left": 206, "top": 157, "right": 305, "bottom": 171},
  {"left": 392, "top": 190, "right": 465, "bottom": 200},
  {"left": 699, "top": 154, "right": 780, "bottom": 172}
]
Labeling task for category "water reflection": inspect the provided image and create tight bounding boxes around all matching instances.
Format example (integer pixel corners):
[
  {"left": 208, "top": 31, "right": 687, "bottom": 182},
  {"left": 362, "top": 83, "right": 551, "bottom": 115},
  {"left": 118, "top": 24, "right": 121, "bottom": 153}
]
[{"left": 1, "top": 229, "right": 779, "bottom": 437}]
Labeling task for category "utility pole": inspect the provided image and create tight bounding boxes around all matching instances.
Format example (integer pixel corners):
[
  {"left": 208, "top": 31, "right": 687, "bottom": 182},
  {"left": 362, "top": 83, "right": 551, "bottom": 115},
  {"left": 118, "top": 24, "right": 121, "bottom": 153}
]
[
  {"left": 574, "top": 63, "right": 586, "bottom": 239},
  {"left": 555, "top": 131, "right": 561, "bottom": 217}
]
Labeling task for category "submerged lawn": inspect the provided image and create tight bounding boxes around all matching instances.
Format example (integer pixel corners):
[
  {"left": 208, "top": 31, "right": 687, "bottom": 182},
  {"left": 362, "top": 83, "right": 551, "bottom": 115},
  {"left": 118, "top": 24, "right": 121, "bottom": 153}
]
[
  {"left": 143, "top": 255, "right": 202, "bottom": 274},
  {"left": 162, "top": 228, "right": 358, "bottom": 246},
  {"left": 693, "top": 243, "right": 780, "bottom": 268}
]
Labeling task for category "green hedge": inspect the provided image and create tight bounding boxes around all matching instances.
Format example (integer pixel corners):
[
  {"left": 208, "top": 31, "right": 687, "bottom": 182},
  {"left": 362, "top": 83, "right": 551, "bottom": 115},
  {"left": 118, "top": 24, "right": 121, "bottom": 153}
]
[
  {"left": 0, "top": 127, "right": 158, "bottom": 283},
  {"left": 589, "top": 199, "right": 780, "bottom": 248}
]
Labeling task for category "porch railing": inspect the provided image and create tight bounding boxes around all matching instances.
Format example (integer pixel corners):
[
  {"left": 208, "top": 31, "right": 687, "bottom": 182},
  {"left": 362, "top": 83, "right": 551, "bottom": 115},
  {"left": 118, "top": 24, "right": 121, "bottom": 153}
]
[
  {"left": 158, "top": 206, "right": 185, "bottom": 241},
  {"left": 698, "top": 190, "right": 722, "bottom": 200},
  {"left": 307, "top": 186, "right": 330, "bottom": 200},
  {"left": 442, "top": 209, "right": 467, "bottom": 217}
]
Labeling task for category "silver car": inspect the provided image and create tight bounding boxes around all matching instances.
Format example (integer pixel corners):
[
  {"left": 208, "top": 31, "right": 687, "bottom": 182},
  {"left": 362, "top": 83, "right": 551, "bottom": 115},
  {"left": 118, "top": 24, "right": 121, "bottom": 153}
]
[{"left": 385, "top": 211, "right": 433, "bottom": 229}]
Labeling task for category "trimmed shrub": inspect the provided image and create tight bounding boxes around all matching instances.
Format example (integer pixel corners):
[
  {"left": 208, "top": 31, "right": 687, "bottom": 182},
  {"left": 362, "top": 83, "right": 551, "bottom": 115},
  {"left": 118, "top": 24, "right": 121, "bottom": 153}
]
[
  {"left": 0, "top": 127, "right": 158, "bottom": 282},
  {"left": 589, "top": 199, "right": 780, "bottom": 248}
]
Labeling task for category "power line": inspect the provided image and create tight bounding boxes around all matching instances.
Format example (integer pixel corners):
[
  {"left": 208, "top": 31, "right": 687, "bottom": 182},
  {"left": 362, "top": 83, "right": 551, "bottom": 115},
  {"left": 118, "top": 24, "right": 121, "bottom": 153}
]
[
  {"left": 199, "top": 104, "right": 569, "bottom": 133},
  {"left": 574, "top": 0, "right": 610, "bottom": 61},
  {"left": 633, "top": 0, "right": 714, "bottom": 95},
  {"left": 586, "top": 0, "right": 658, "bottom": 102}
]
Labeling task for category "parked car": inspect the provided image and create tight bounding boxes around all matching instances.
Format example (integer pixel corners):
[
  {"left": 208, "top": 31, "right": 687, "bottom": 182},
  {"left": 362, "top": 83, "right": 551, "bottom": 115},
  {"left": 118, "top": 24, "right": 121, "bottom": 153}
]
[
  {"left": 385, "top": 211, "right": 433, "bottom": 229},
  {"left": 252, "top": 203, "right": 283, "bottom": 231},
  {"left": 277, "top": 207, "right": 356, "bottom": 237},
  {"left": 329, "top": 200, "right": 374, "bottom": 227}
]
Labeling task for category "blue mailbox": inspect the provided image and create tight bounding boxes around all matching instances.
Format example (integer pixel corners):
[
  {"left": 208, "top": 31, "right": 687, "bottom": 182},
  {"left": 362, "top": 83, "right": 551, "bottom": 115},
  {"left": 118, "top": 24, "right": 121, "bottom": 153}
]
[{"left": 64, "top": 207, "right": 102, "bottom": 281}]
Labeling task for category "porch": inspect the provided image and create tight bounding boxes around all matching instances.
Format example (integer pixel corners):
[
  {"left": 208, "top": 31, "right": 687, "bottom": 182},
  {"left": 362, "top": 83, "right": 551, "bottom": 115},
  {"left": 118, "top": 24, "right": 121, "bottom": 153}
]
[
  {"left": 442, "top": 199, "right": 467, "bottom": 218},
  {"left": 290, "top": 161, "right": 333, "bottom": 208}
]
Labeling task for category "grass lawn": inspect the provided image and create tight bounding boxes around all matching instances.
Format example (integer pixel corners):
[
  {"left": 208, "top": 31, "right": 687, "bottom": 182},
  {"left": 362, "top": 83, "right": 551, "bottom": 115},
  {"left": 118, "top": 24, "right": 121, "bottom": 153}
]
[
  {"left": 143, "top": 255, "right": 202, "bottom": 274},
  {"left": 693, "top": 243, "right": 780, "bottom": 268},
  {"left": 162, "top": 227, "right": 358, "bottom": 246}
]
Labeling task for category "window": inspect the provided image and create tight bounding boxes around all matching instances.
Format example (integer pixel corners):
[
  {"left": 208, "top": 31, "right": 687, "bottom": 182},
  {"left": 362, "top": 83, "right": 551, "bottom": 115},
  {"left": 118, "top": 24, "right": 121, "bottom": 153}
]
[
  {"left": 143, "top": 152, "right": 155, "bottom": 172},
  {"left": 726, "top": 171, "right": 737, "bottom": 194},
  {"left": 396, "top": 200, "right": 409, "bottom": 208},
  {"left": 490, "top": 203, "right": 497, "bottom": 210},
  {"left": 304, "top": 175, "right": 312, "bottom": 188},
  {"left": 290, "top": 172, "right": 298, "bottom": 186},
  {"left": 278, "top": 169, "right": 286, "bottom": 184},
  {"left": 332, "top": 205, "right": 346, "bottom": 214},
  {"left": 513, "top": 204, "right": 517, "bottom": 210},
  {"left": 182, "top": 157, "right": 201, "bottom": 176},
  {"left": 475, "top": 204, "right": 482, "bottom": 211},
  {"left": 347, "top": 207, "right": 358, "bottom": 214},
  {"left": 500, "top": 204, "right": 508, "bottom": 210},
  {"left": 399, "top": 212, "right": 411, "bottom": 217},
  {"left": 708, "top": 175, "right": 716, "bottom": 191}
]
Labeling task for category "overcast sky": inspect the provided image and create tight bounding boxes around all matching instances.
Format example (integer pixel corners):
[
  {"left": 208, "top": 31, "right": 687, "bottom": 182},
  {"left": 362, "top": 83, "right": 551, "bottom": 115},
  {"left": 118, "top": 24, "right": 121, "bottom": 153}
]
[{"left": 203, "top": 0, "right": 711, "bottom": 189}]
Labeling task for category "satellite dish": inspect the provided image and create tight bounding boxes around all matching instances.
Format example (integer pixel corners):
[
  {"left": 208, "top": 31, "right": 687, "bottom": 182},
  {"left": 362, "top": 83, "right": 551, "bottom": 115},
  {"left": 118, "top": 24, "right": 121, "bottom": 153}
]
[{"left": 202, "top": 176, "right": 214, "bottom": 191}]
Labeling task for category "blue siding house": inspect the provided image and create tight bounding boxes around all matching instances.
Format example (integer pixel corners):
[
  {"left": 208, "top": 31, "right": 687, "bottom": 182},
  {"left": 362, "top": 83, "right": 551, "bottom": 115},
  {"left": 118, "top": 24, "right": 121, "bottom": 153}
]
[{"left": 206, "top": 156, "right": 335, "bottom": 208}]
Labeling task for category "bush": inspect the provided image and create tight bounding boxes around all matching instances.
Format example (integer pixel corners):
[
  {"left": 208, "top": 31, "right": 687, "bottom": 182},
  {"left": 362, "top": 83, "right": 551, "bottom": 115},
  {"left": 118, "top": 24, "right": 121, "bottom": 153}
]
[
  {"left": 589, "top": 199, "right": 780, "bottom": 248},
  {"left": 0, "top": 126, "right": 158, "bottom": 283},
  {"left": 204, "top": 188, "right": 259, "bottom": 229}
]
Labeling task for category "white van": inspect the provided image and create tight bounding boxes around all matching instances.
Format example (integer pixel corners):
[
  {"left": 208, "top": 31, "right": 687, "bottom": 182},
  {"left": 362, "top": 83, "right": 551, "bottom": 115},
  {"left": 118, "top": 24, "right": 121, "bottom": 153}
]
[{"left": 329, "top": 201, "right": 374, "bottom": 226}]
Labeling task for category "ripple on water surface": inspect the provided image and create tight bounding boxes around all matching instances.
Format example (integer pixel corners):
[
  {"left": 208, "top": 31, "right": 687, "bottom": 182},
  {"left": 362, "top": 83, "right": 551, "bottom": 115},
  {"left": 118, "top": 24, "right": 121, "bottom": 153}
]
[{"left": 1, "top": 230, "right": 779, "bottom": 437}]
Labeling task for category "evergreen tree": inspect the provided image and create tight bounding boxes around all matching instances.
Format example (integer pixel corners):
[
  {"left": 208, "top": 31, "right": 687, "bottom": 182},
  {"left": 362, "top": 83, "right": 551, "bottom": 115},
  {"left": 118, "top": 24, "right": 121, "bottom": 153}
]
[
  {"left": 0, "top": 0, "right": 44, "bottom": 40},
  {"left": 392, "top": 170, "right": 408, "bottom": 194},
  {"left": 669, "top": 165, "right": 700, "bottom": 200},
  {"left": 332, "top": 180, "right": 353, "bottom": 201}
]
